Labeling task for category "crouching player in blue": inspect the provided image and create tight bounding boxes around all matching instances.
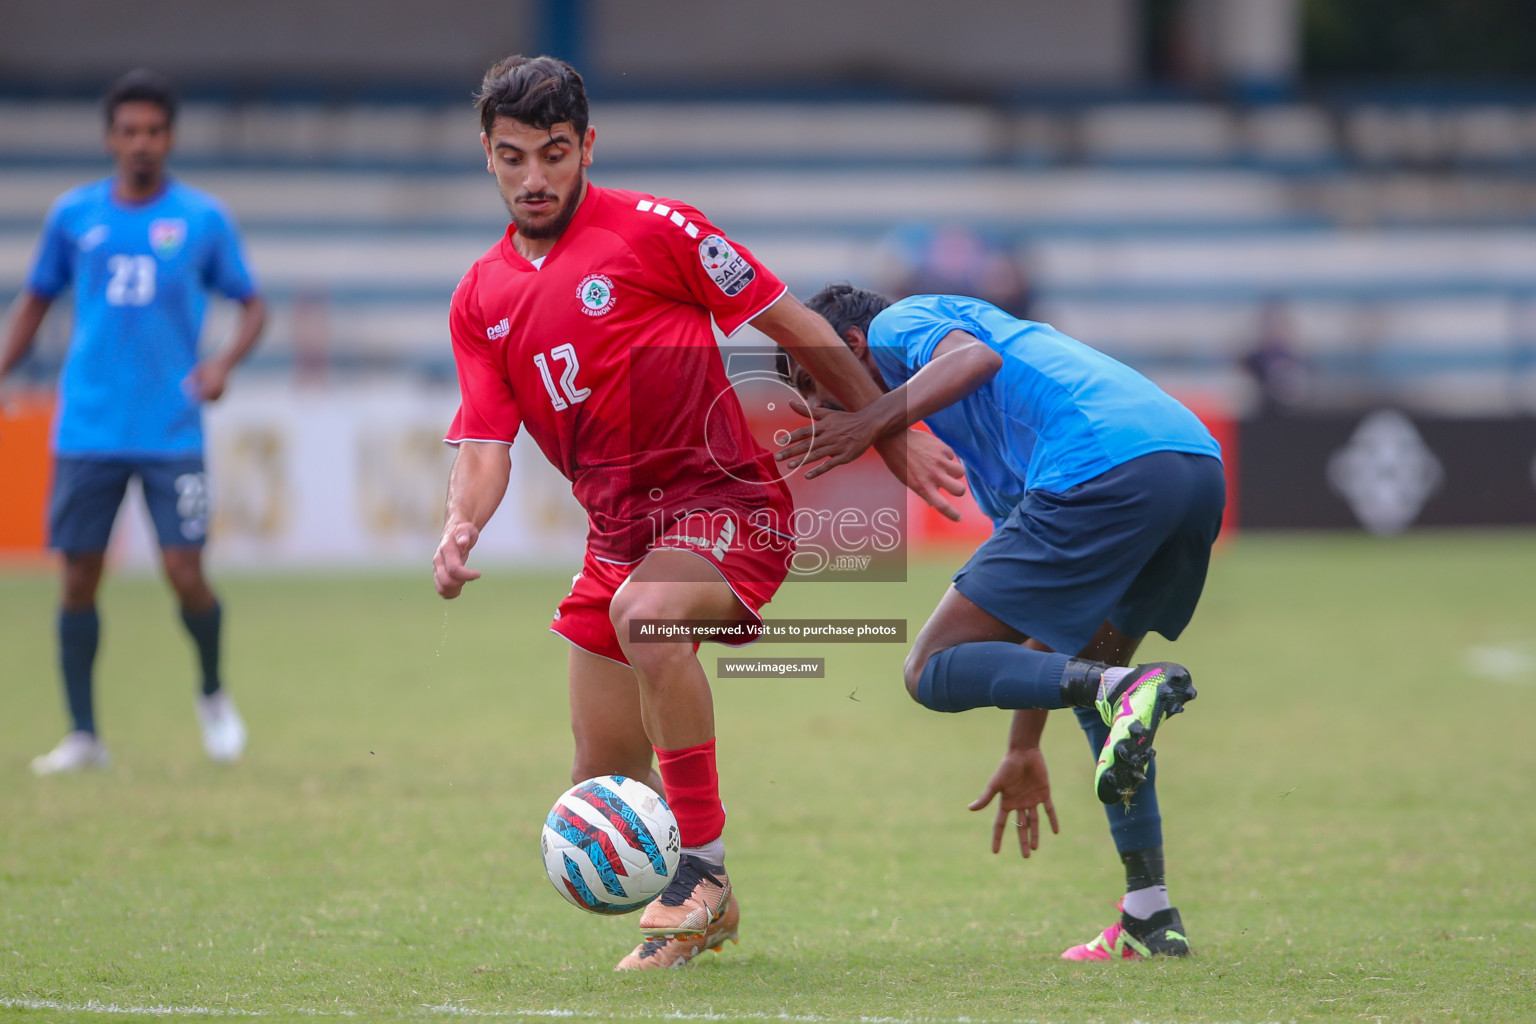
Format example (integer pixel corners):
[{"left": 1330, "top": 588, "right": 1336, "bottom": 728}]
[
  {"left": 0, "top": 70, "right": 266, "bottom": 773},
  {"left": 780, "top": 285, "right": 1225, "bottom": 961}
]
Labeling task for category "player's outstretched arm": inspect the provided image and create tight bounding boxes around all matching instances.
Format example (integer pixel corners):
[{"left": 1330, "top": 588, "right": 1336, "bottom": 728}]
[
  {"left": 750, "top": 293, "right": 886, "bottom": 412},
  {"left": 968, "top": 708, "right": 1059, "bottom": 858},
  {"left": 0, "top": 292, "right": 53, "bottom": 381},
  {"left": 881, "top": 330, "right": 1002, "bottom": 428},
  {"left": 779, "top": 329, "right": 1001, "bottom": 475},
  {"left": 187, "top": 295, "right": 267, "bottom": 402},
  {"left": 434, "top": 441, "right": 511, "bottom": 599},
  {"left": 753, "top": 295, "right": 966, "bottom": 517}
]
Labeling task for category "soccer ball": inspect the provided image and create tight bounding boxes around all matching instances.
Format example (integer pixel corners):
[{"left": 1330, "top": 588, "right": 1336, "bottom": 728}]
[{"left": 541, "top": 775, "right": 680, "bottom": 915}]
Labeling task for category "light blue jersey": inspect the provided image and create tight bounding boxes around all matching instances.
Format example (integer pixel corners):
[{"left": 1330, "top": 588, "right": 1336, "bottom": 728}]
[
  {"left": 27, "top": 177, "right": 256, "bottom": 457},
  {"left": 867, "top": 294, "right": 1222, "bottom": 524}
]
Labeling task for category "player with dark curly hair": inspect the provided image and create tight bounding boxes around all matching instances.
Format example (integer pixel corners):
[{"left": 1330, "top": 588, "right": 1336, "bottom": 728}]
[
  {"left": 434, "top": 57, "right": 965, "bottom": 970},
  {"left": 783, "top": 283, "right": 1224, "bottom": 961}
]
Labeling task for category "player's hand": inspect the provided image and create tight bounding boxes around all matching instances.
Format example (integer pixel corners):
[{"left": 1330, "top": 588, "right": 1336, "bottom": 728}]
[
  {"left": 433, "top": 522, "right": 482, "bottom": 599},
  {"left": 969, "top": 747, "right": 1059, "bottom": 858},
  {"left": 875, "top": 429, "right": 967, "bottom": 522},
  {"left": 185, "top": 359, "right": 231, "bottom": 402},
  {"left": 774, "top": 398, "right": 879, "bottom": 479}
]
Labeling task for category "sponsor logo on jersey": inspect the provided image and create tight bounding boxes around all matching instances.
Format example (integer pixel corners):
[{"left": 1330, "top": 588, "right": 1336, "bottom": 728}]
[
  {"left": 577, "top": 274, "right": 616, "bottom": 317},
  {"left": 661, "top": 516, "right": 736, "bottom": 559},
  {"left": 486, "top": 317, "right": 511, "bottom": 340},
  {"left": 711, "top": 517, "right": 736, "bottom": 559},
  {"left": 149, "top": 218, "right": 186, "bottom": 259},
  {"left": 698, "top": 235, "right": 755, "bottom": 297},
  {"left": 79, "top": 224, "right": 110, "bottom": 252}
]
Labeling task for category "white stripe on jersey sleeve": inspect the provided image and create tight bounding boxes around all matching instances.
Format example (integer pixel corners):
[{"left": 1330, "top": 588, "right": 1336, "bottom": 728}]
[{"left": 726, "top": 284, "right": 790, "bottom": 339}]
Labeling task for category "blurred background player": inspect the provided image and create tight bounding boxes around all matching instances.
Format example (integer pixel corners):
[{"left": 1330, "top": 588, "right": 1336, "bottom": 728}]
[
  {"left": 431, "top": 56, "right": 964, "bottom": 971},
  {"left": 1242, "top": 298, "right": 1310, "bottom": 414},
  {"left": 781, "top": 284, "right": 1223, "bottom": 961},
  {"left": 0, "top": 69, "right": 266, "bottom": 774},
  {"left": 876, "top": 223, "right": 1034, "bottom": 320}
]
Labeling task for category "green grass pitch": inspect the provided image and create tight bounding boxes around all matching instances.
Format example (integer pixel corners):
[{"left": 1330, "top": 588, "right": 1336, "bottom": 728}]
[{"left": 2, "top": 532, "right": 1534, "bottom": 1024}]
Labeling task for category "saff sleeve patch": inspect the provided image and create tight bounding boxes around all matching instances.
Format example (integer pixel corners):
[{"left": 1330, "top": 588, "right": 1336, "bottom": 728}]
[{"left": 697, "top": 234, "right": 756, "bottom": 297}]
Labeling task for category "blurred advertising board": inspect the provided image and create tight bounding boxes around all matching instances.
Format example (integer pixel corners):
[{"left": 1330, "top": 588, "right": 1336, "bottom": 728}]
[
  {"left": 1239, "top": 412, "right": 1536, "bottom": 533},
  {"left": 0, "top": 393, "right": 53, "bottom": 556},
  {"left": 1, "top": 383, "right": 1247, "bottom": 569},
  {"left": 100, "top": 383, "right": 586, "bottom": 571}
]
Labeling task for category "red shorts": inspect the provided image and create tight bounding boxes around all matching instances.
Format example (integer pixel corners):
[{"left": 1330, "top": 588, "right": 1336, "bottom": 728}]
[{"left": 551, "top": 511, "right": 795, "bottom": 665}]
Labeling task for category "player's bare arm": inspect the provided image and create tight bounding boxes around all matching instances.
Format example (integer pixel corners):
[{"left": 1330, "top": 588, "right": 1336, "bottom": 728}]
[
  {"left": 187, "top": 294, "right": 266, "bottom": 401},
  {"left": 968, "top": 708, "right": 1060, "bottom": 859},
  {"left": 753, "top": 296, "right": 967, "bottom": 518},
  {"left": 751, "top": 294, "right": 887, "bottom": 411},
  {"left": 0, "top": 291, "right": 53, "bottom": 380},
  {"left": 434, "top": 440, "right": 511, "bottom": 599},
  {"left": 779, "top": 329, "right": 1001, "bottom": 477}
]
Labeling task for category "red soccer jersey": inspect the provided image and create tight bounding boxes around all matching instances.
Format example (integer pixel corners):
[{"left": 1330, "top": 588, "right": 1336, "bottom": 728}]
[{"left": 446, "top": 183, "right": 794, "bottom": 563}]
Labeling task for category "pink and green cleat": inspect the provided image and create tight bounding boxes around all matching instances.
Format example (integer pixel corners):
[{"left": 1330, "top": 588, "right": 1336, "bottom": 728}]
[
  {"left": 1061, "top": 901, "right": 1191, "bottom": 961},
  {"left": 1093, "top": 662, "right": 1196, "bottom": 805}
]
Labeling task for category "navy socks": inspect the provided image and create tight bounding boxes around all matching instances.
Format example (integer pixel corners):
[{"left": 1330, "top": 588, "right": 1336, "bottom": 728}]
[
  {"left": 180, "top": 601, "right": 223, "bottom": 696},
  {"left": 55, "top": 601, "right": 221, "bottom": 737},
  {"left": 916, "top": 643, "right": 1168, "bottom": 908},
  {"left": 916, "top": 642, "right": 1073, "bottom": 712},
  {"left": 59, "top": 607, "right": 100, "bottom": 735}
]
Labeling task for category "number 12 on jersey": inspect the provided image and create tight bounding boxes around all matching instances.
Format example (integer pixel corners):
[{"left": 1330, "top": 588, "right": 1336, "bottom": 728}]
[{"left": 533, "top": 344, "right": 591, "bottom": 410}]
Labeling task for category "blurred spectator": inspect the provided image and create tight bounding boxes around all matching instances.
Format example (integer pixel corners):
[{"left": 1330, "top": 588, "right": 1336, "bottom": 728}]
[
  {"left": 876, "top": 223, "right": 1033, "bottom": 318},
  {"left": 1242, "top": 298, "right": 1309, "bottom": 413},
  {"left": 291, "top": 286, "right": 332, "bottom": 387},
  {"left": 1345, "top": 299, "right": 1393, "bottom": 409}
]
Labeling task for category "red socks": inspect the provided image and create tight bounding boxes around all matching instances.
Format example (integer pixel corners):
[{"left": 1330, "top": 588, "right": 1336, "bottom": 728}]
[{"left": 654, "top": 738, "right": 725, "bottom": 847}]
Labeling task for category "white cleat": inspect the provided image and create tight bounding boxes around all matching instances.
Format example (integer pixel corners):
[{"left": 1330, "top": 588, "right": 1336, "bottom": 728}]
[
  {"left": 30, "top": 731, "right": 110, "bottom": 775},
  {"left": 196, "top": 691, "right": 247, "bottom": 763}
]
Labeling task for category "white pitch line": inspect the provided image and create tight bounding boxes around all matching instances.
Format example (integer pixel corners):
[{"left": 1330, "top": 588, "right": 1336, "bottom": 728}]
[
  {"left": 1466, "top": 640, "right": 1536, "bottom": 683},
  {"left": 425, "top": 1010, "right": 1033, "bottom": 1024},
  {"left": 0, "top": 997, "right": 346, "bottom": 1017},
  {"left": 2, "top": 998, "right": 1046, "bottom": 1024},
  {"left": 1, "top": 998, "right": 1302, "bottom": 1024}
]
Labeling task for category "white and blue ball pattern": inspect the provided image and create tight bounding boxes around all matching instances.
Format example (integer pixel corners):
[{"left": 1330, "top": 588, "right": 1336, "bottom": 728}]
[{"left": 541, "top": 776, "right": 680, "bottom": 915}]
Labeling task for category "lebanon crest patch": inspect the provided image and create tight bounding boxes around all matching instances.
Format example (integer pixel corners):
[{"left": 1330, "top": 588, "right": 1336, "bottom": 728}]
[
  {"left": 698, "top": 234, "right": 755, "bottom": 297},
  {"left": 577, "top": 274, "right": 616, "bottom": 316}
]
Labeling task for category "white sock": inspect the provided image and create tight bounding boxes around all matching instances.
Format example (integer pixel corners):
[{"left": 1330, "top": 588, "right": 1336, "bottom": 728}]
[
  {"left": 1122, "top": 884, "right": 1170, "bottom": 920},
  {"left": 1097, "top": 666, "right": 1134, "bottom": 701},
  {"left": 682, "top": 837, "right": 725, "bottom": 867}
]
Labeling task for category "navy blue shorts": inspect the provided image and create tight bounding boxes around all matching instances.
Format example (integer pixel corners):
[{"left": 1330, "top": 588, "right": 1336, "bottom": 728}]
[
  {"left": 49, "top": 456, "right": 211, "bottom": 553},
  {"left": 952, "top": 451, "right": 1225, "bottom": 656}
]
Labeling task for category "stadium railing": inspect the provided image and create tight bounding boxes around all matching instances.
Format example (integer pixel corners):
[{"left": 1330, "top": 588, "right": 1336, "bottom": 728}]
[{"left": 3, "top": 98, "right": 1536, "bottom": 416}]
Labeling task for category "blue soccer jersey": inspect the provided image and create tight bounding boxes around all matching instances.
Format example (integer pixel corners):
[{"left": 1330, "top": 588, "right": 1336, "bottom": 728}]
[
  {"left": 866, "top": 294, "right": 1222, "bottom": 524},
  {"left": 26, "top": 177, "right": 257, "bottom": 457}
]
